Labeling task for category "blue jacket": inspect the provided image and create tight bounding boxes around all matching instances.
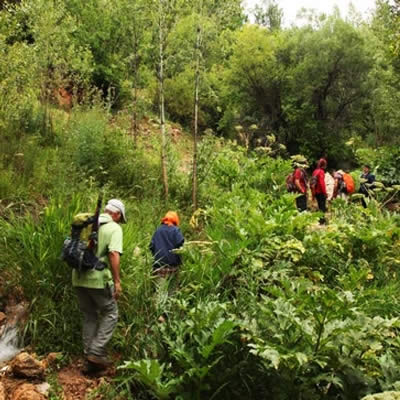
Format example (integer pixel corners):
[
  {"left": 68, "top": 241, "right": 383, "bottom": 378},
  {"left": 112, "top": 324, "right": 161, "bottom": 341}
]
[
  {"left": 359, "top": 172, "right": 375, "bottom": 195},
  {"left": 150, "top": 224, "right": 184, "bottom": 268}
]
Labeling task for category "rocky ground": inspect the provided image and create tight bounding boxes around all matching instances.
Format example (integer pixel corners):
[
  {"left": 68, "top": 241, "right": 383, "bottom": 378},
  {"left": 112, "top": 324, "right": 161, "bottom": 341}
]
[
  {"left": 0, "top": 290, "right": 114, "bottom": 400},
  {"left": 0, "top": 351, "right": 115, "bottom": 400}
]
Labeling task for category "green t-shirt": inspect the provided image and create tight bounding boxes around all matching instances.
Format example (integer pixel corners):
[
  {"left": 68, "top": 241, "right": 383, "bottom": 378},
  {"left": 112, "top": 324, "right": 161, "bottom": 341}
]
[{"left": 72, "top": 213, "right": 123, "bottom": 289}]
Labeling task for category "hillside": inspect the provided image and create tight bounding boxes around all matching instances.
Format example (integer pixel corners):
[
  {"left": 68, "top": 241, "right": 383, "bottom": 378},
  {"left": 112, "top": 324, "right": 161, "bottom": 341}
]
[{"left": 2, "top": 0, "right": 400, "bottom": 399}]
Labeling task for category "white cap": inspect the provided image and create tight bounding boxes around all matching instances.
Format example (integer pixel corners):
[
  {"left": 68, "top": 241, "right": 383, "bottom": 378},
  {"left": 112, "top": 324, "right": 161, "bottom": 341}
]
[{"left": 105, "top": 199, "right": 127, "bottom": 223}]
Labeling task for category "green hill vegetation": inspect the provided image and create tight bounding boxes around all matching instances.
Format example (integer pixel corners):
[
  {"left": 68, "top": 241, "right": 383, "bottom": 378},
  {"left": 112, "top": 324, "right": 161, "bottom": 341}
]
[{"left": 1, "top": 0, "right": 400, "bottom": 399}]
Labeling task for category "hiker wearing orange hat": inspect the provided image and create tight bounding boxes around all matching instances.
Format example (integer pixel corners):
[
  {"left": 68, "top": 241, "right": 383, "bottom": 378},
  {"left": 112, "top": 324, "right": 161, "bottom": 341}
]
[
  {"left": 150, "top": 211, "right": 184, "bottom": 276},
  {"left": 161, "top": 211, "right": 180, "bottom": 227}
]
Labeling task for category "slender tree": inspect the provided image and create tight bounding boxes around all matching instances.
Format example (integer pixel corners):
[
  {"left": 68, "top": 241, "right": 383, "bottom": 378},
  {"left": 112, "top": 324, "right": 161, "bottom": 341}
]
[
  {"left": 192, "top": 1, "right": 203, "bottom": 211},
  {"left": 128, "top": 0, "right": 146, "bottom": 146},
  {"left": 190, "top": 0, "right": 243, "bottom": 210},
  {"left": 253, "top": 0, "right": 283, "bottom": 31},
  {"left": 158, "top": 0, "right": 169, "bottom": 201},
  {"left": 151, "top": 0, "right": 185, "bottom": 201}
]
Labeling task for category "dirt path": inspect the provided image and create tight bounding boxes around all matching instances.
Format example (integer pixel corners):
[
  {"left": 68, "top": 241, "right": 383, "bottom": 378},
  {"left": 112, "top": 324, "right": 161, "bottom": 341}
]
[
  {"left": 58, "top": 360, "right": 115, "bottom": 400},
  {"left": 0, "top": 356, "right": 115, "bottom": 399}
]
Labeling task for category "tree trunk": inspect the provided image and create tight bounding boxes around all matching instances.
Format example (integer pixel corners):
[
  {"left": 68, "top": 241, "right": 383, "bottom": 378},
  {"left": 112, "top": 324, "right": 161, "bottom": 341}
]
[
  {"left": 159, "top": 0, "right": 169, "bottom": 201},
  {"left": 131, "top": 24, "right": 140, "bottom": 147},
  {"left": 132, "top": 84, "right": 138, "bottom": 146},
  {"left": 192, "top": 24, "right": 202, "bottom": 211}
]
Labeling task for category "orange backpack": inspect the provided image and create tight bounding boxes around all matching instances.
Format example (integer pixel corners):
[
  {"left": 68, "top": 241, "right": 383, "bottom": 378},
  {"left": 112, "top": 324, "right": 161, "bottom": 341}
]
[{"left": 342, "top": 173, "right": 355, "bottom": 194}]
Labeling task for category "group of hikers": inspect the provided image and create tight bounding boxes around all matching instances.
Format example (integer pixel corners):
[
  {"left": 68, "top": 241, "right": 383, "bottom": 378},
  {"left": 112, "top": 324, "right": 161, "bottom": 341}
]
[
  {"left": 71, "top": 199, "right": 184, "bottom": 373},
  {"left": 70, "top": 159, "right": 376, "bottom": 373},
  {"left": 287, "top": 155, "right": 376, "bottom": 221}
]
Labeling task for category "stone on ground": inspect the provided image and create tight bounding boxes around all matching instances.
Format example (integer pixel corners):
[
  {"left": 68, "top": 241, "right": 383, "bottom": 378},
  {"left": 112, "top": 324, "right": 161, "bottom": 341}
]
[{"left": 10, "top": 353, "right": 45, "bottom": 379}]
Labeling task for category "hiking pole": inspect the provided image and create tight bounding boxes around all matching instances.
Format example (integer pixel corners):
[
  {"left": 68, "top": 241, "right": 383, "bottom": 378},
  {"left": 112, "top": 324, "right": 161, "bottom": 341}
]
[{"left": 88, "top": 195, "right": 102, "bottom": 250}]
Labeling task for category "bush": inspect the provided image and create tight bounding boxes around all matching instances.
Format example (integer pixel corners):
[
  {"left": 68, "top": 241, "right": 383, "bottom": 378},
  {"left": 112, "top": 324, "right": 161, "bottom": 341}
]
[
  {"left": 356, "top": 146, "right": 400, "bottom": 186},
  {"left": 0, "top": 194, "right": 93, "bottom": 353},
  {"left": 66, "top": 107, "right": 162, "bottom": 198}
]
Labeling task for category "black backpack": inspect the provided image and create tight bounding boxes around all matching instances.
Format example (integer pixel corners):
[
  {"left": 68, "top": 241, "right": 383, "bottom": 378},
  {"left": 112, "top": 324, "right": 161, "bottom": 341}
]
[
  {"left": 62, "top": 215, "right": 106, "bottom": 272},
  {"left": 62, "top": 197, "right": 106, "bottom": 272}
]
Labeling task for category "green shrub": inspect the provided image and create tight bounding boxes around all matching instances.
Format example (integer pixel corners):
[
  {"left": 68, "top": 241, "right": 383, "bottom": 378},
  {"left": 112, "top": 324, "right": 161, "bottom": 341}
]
[
  {"left": 66, "top": 107, "right": 162, "bottom": 198},
  {"left": 120, "top": 299, "right": 242, "bottom": 400},
  {"left": 0, "top": 194, "right": 95, "bottom": 353}
]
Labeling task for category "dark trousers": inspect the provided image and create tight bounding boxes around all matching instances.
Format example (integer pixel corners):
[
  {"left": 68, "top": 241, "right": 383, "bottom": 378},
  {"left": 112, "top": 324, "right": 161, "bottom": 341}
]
[
  {"left": 296, "top": 194, "right": 307, "bottom": 212},
  {"left": 316, "top": 193, "right": 327, "bottom": 212},
  {"left": 316, "top": 193, "right": 327, "bottom": 224},
  {"left": 359, "top": 189, "right": 368, "bottom": 208},
  {"left": 361, "top": 197, "right": 367, "bottom": 208}
]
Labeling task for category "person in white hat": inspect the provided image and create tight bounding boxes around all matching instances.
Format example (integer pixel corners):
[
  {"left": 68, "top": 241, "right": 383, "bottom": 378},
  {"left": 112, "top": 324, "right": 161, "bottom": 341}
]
[
  {"left": 72, "top": 198, "right": 126, "bottom": 371},
  {"left": 288, "top": 155, "right": 309, "bottom": 212}
]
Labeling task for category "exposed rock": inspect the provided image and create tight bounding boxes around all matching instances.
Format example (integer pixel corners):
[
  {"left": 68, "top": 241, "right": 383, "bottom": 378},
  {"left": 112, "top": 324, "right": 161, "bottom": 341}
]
[
  {"left": 5, "top": 302, "right": 29, "bottom": 327},
  {"left": 10, "top": 353, "right": 45, "bottom": 379},
  {"left": 0, "top": 312, "right": 7, "bottom": 337},
  {"left": 42, "top": 352, "right": 61, "bottom": 370},
  {"left": 0, "top": 381, "right": 6, "bottom": 400},
  {"left": 10, "top": 383, "right": 45, "bottom": 400},
  {"left": 35, "top": 382, "right": 50, "bottom": 396},
  {"left": 0, "top": 365, "right": 10, "bottom": 376}
]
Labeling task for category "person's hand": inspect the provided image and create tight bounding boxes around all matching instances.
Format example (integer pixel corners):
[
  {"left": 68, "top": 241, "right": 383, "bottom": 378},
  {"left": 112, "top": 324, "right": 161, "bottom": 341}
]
[{"left": 113, "top": 281, "right": 122, "bottom": 300}]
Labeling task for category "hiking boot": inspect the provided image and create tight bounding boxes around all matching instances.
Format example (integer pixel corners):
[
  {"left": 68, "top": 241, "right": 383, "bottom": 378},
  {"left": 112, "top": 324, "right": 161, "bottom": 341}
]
[
  {"left": 82, "top": 360, "right": 99, "bottom": 375},
  {"left": 86, "top": 354, "right": 112, "bottom": 369}
]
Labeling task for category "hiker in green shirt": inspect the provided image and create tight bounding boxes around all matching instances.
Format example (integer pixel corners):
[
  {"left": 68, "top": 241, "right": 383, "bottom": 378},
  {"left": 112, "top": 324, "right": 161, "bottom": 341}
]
[{"left": 73, "top": 199, "right": 126, "bottom": 371}]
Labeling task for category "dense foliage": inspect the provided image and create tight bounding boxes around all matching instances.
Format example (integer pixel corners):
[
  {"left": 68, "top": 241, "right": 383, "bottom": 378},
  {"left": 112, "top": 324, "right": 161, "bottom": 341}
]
[
  {"left": 2, "top": 129, "right": 400, "bottom": 399},
  {"left": 1, "top": 0, "right": 400, "bottom": 399},
  {"left": 1, "top": 0, "right": 400, "bottom": 162}
]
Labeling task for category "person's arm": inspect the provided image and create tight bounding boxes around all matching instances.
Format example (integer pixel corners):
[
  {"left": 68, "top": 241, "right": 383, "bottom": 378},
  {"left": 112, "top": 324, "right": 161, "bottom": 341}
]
[
  {"left": 175, "top": 228, "right": 184, "bottom": 248},
  {"left": 108, "top": 251, "right": 121, "bottom": 300},
  {"left": 294, "top": 179, "right": 304, "bottom": 193},
  {"left": 294, "top": 169, "right": 305, "bottom": 194},
  {"left": 107, "top": 226, "right": 123, "bottom": 300}
]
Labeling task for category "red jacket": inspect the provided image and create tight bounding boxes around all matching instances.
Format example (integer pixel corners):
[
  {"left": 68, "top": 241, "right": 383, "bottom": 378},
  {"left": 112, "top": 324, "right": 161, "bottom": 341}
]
[{"left": 312, "top": 168, "right": 327, "bottom": 196}]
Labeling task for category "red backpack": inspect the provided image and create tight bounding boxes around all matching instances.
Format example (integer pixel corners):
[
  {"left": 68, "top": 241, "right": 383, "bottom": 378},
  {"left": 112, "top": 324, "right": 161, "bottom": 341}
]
[
  {"left": 286, "top": 169, "right": 306, "bottom": 193},
  {"left": 310, "top": 175, "right": 318, "bottom": 196},
  {"left": 286, "top": 172, "right": 296, "bottom": 192}
]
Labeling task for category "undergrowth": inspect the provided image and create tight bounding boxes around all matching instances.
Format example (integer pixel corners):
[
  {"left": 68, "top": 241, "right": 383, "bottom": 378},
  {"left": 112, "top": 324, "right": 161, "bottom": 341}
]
[{"left": 1, "top": 109, "right": 400, "bottom": 399}]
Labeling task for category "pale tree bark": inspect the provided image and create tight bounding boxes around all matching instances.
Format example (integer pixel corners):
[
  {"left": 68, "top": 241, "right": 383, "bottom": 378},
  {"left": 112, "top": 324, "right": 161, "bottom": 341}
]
[
  {"left": 159, "top": 0, "right": 169, "bottom": 201},
  {"left": 130, "top": 1, "right": 145, "bottom": 147},
  {"left": 192, "top": 22, "right": 202, "bottom": 211},
  {"left": 131, "top": 26, "right": 140, "bottom": 147},
  {"left": 42, "top": 42, "right": 53, "bottom": 141}
]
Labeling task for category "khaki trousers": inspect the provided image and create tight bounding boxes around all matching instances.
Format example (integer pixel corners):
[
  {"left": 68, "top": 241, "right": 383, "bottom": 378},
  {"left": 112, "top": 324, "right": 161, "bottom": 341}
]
[{"left": 75, "top": 286, "right": 118, "bottom": 357}]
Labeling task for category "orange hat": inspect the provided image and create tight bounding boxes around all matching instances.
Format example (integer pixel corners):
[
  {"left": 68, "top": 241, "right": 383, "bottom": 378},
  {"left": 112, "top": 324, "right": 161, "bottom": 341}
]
[{"left": 161, "top": 211, "right": 180, "bottom": 226}]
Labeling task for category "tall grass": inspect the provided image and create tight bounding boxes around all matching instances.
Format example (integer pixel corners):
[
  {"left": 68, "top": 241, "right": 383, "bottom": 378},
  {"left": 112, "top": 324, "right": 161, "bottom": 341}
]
[{"left": 0, "top": 194, "right": 97, "bottom": 352}]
